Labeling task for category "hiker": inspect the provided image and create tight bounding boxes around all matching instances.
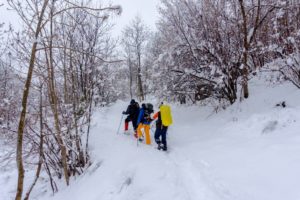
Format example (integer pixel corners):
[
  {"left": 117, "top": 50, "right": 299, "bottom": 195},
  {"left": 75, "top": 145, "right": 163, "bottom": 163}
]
[
  {"left": 136, "top": 103, "right": 154, "bottom": 145},
  {"left": 153, "top": 103, "right": 173, "bottom": 151},
  {"left": 122, "top": 99, "right": 140, "bottom": 134}
]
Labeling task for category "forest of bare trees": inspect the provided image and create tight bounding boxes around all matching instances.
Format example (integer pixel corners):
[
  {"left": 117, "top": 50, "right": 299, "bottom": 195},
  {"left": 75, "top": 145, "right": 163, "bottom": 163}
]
[
  {"left": 144, "top": 0, "right": 300, "bottom": 105},
  {"left": 1, "top": 0, "right": 121, "bottom": 199},
  {"left": 0, "top": 0, "right": 300, "bottom": 199}
]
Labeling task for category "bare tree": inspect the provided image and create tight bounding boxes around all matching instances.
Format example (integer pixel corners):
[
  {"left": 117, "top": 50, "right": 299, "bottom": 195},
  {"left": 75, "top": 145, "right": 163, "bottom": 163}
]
[
  {"left": 9, "top": 1, "right": 50, "bottom": 199},
  {"left": 263, "top": 0, "right": 300, "bottom": 88},
  {"left": 24, "top": 82, "right": 44, "bottom": 200},
  {"left": 238, "top": 0, "right": 277, "bottom": 99},
  {"left": 122, "top": 16, "right": 149, "bottom": 101},
  {"left": 8, "top": 0, "right": 121, "bottom": 199},
  {"left": 148, "top": 0, "right": 287, "bottom": 105}
]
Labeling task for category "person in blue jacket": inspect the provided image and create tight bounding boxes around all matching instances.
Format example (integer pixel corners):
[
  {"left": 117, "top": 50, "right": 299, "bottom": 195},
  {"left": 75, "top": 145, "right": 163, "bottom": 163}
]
[{"left": 136, "top": 103, "right": 153, "bottom": 145}]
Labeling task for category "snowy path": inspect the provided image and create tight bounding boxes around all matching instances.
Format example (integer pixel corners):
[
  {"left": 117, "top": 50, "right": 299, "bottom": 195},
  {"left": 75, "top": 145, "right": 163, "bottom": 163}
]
[
  {"left": 88, "top": 103, "right": 224, "bottom": 200},
  {"left": 42, "top": 102, "right": 233, "bottom": 200},
  {"left": 166, "top": 149, "right": 234, "bottom": 200}
]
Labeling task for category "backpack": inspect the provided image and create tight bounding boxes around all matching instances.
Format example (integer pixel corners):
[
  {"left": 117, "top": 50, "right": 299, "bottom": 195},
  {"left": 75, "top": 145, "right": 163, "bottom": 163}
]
[
  {"left": 133, "top": 102, "right": 140, "bottom": 117},
  {"left": 135, "top": 102, "right": 140, "bottom": 110},
  {"left": 144, "top": 103, "right": 153, "bottom": 114},
  {"left": 160, "top": 105, "right": 173, "bottom": 126}
]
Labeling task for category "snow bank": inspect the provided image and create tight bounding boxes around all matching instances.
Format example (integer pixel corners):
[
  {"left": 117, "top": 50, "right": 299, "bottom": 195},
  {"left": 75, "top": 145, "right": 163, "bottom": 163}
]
[{"left": 2, "top": 77, "right": 300, "bottom": 200}]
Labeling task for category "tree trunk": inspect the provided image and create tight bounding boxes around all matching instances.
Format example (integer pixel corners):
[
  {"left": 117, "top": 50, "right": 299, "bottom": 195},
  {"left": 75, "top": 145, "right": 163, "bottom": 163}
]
[
  {"left": 85, "top": 91, "right": 93, "bottom": 165},
  {"left": 137, "top": 51, "right": 144, "bottom": 101},
  {"left": 15, "top": 1, "right": 49, "bottom": 199},
  {"left": 46, "top": 1, "right": 69, "bottom": 185},
  {"left": 63, "top": 46, "right": 69, "bottom": 103},
  {"left": 24, "top": 83, "right": 44, "bottom": 200},
  {"left": 239, "top": 0, "right": 249, "bottom": 99},
  {"left": 128, "top": 57, "right": 133, "bottom": 99}
]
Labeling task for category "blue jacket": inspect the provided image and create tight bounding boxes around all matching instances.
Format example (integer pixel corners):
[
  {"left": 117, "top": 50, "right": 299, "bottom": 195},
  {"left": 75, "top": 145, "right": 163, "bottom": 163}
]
[{"left": 137, "top": 108, "right": 151, "bottom": 125}]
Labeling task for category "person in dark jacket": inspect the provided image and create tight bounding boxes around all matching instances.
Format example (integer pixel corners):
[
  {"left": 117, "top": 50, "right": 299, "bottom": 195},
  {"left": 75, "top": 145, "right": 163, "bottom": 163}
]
[
  {"left": 122, "top": 99, "right": 140, "bottom": 134},
  {"left": 152, "top": 106, "right": 168, "bottom": 151}
]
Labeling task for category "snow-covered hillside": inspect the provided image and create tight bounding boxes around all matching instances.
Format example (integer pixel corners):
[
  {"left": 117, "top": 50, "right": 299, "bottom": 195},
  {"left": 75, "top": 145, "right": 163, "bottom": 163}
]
[{"left": 2, "top": 78, "right": 300, "bottom": 200}]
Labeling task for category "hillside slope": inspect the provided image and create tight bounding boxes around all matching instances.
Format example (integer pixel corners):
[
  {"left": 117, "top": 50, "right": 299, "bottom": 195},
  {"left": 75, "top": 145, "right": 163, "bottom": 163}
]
[{"left": 11, "top": 79, "right": 300, "bottom": 200}]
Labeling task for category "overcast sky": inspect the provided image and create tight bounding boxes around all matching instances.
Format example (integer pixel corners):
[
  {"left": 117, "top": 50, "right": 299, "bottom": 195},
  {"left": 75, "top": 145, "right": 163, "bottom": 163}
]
[
  {"left": 111, "top": 0, "right": 161, "bottom": 36},
  {"left": 0, "top": 0, "right": 161, "bottom": 37}
]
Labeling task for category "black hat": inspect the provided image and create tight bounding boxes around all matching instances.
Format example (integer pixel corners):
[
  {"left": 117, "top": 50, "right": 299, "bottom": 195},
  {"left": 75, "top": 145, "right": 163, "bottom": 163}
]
[{"left": 130, "top": 99, "right": 135, "bottom": 105}]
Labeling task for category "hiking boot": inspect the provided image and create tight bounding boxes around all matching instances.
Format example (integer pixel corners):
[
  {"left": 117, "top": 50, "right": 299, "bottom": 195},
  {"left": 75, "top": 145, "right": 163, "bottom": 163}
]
[
  {"left": 138, "top": 138, "right": 143, "bottom": 142},
  {"left": 162, "top": 146, "right": 167, "bottom": 151},
  {"left": 157, "top": 143, "right": 163, "bottom": 150}
]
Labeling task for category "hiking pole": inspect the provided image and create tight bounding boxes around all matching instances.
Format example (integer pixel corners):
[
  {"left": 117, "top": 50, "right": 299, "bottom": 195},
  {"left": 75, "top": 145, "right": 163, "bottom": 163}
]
[
  {"left": 136, "top": 126, "right": 140, "bottom": 147},
  {"left": 117, "top": 114, "right": 124, "bottom": 135},
  {"left": 136, "top": 125, "right": 143, "bottom": 147},
  {"left": 150, "top": 123, "right": 155, "bottom": 135}
]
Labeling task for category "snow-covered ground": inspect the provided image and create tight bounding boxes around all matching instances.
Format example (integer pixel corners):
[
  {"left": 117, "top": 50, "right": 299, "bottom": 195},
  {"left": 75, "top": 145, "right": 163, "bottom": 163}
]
[{"left": 2, "top": 78, "right": 300, "bottom": 200}]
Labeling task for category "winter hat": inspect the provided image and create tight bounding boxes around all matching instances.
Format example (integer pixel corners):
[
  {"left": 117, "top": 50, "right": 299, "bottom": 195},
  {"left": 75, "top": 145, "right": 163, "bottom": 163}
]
[
  {"left": 141, "top": 103, "right": 146, "bottom": 109},
  {"left": 130, "top": 99, "right": 136, "bottom": 105}
]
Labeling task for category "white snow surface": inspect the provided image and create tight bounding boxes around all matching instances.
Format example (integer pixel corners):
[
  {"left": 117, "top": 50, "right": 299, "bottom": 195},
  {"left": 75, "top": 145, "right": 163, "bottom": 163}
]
[{"left": 2, "top": 78, "right": 300, "bottom": 200}]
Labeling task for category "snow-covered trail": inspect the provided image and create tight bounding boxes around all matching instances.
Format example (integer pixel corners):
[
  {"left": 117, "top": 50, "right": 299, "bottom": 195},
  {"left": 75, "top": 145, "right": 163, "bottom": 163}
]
[
  {"left": 43, "top": 80, "right": 300, "bottom": 200},
  {"left": 43, "top": 101, "right": 232, "bottom": 200},
  {"left": 91, "top": 103, "right": 237, "bottom": 200},
  {"left": 88, "top": 102, "right": 228, "bottom": 200}
]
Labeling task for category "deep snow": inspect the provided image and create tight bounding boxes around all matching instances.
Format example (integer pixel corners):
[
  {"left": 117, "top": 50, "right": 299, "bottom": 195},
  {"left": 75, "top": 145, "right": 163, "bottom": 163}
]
[{"left": 1, "top": 78, "right": 300, "bottom": 200}]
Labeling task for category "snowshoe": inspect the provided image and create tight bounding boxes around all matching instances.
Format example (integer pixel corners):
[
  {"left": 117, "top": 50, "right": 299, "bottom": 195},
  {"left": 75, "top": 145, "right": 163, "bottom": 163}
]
[
  {"left": 157, "top": 144, "right": 168, "bottom": 152},
  {"left": 123, "top": 130, "right": 130, "bottom": 135},
  {"left": 157, "top": 144, "right": 163, "bottom": 150}
]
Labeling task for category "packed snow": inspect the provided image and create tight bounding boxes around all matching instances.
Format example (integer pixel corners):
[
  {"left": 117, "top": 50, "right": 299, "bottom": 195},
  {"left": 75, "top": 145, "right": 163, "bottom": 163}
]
[{"left": 1, "top": 77, "right": 300, "bottom": 200}]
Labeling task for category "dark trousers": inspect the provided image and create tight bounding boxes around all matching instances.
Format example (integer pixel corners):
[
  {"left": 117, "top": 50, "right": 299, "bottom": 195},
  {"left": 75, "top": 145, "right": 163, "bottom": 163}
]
[
  {"left": 125, "top": 116, "right": 138, "bottom": 130},
  {"left": 154, "top": 126, "right": 168, "bottom": 150}
]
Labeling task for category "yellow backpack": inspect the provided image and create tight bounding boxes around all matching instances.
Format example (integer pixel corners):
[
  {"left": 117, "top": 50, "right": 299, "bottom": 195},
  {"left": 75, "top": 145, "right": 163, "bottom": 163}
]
[{"left": 160, "top": 105, "right": 173, "bottom": 126}]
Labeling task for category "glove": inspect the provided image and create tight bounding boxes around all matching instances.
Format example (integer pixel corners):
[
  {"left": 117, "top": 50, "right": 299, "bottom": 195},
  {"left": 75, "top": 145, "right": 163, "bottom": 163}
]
[
  {"left": 122, "top": 111, "right": 126, "bottom": 114},
  {"left": 146, "top": 117, "right": 153, "bottom": 122}
]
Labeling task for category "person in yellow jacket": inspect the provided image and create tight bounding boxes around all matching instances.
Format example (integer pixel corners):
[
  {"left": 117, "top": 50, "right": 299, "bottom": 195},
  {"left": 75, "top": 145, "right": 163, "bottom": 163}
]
[
  {"left": 136, "top": 103, "right": 153, "bottom": 145},
  {"left": 153, "top": 103, "right": 172, "bottom": 151}
]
